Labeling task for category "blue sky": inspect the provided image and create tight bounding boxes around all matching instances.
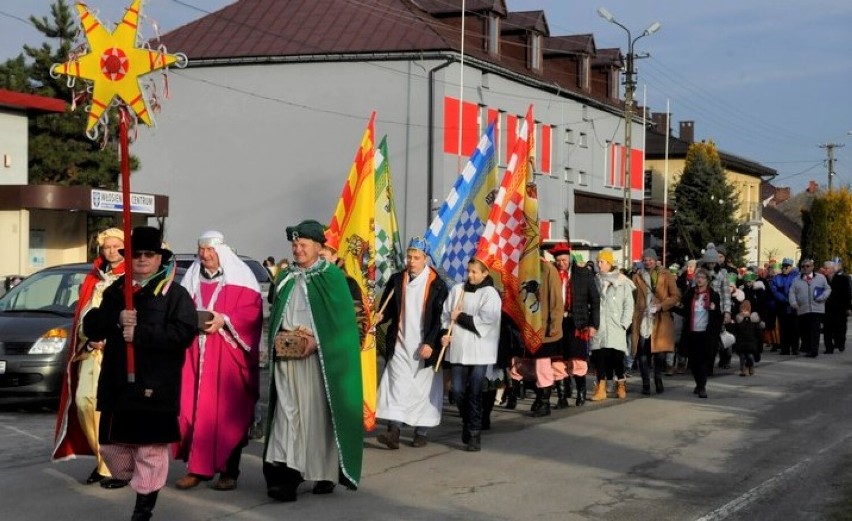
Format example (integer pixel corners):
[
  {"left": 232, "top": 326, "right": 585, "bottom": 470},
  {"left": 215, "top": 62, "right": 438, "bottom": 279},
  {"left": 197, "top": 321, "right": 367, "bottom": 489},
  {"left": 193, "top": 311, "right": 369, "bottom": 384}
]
[{"left": 1, "top": 0, "right": 850, "bottom": 192}]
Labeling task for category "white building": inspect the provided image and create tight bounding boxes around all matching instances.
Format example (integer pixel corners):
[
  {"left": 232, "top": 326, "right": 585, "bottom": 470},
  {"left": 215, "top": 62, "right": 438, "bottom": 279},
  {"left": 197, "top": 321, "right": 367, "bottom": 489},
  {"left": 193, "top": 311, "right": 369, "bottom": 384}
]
[{"left": 134, "top": 0, "right": 647, "bottom": 262}]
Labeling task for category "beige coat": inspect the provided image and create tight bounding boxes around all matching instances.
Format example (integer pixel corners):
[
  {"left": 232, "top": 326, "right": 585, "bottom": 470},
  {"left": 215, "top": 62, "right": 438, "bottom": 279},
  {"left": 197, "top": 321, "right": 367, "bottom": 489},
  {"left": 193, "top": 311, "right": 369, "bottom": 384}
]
[
  {"left": 541, "top": 260, "right": 564, "bottom": 344},
  {"left": 631, "top": 267, "right": 680, "bottom": 353}
]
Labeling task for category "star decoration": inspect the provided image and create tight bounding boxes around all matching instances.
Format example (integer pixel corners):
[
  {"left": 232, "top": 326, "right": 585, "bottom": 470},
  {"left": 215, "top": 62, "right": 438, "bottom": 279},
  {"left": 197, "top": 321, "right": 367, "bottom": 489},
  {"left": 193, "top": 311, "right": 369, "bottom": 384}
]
[{"left": 53, "top": 0, "right": 183, "bottom": 131}]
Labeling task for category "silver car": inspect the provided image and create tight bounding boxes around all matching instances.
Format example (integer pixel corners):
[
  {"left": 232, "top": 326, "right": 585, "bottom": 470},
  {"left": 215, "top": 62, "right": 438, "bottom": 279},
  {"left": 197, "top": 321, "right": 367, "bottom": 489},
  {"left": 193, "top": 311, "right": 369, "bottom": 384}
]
[{"left": 0, "top": 263, "right": 88, "bottom": 398}]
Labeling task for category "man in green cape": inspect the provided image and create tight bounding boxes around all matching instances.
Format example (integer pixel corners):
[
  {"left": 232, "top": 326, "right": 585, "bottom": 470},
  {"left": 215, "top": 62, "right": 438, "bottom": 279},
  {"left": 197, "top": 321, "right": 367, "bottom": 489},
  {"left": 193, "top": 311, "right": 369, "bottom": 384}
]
[{"left": 263, "top": 219, "right": 363, "bottom": 502}]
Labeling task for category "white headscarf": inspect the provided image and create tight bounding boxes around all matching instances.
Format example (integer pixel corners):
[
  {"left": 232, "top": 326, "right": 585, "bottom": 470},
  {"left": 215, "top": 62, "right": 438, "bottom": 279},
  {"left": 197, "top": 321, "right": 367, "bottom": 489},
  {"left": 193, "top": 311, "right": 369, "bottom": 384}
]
[{"left": 181, "top": 231, "right": 260, "bottom": 300}]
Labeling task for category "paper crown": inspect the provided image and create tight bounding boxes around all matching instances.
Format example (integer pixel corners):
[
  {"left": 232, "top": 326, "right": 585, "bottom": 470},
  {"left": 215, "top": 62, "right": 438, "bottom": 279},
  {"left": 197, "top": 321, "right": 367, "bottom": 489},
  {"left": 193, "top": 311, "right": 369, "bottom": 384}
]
[{"left": 407, "top": 237, "right": 428, "bottom": 254}]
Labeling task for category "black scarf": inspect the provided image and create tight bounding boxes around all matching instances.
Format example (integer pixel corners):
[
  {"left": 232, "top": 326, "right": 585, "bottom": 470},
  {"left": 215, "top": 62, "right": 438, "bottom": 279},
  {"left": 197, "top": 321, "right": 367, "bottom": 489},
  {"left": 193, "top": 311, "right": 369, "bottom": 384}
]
[{"left": 463, "top": 275, "right": 495, "bottom": 293}]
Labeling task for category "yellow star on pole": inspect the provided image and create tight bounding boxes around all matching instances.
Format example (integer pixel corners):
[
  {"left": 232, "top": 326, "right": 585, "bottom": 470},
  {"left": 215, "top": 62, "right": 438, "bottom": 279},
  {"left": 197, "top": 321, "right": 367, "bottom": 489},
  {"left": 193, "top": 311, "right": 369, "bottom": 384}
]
[{"left": 53, "top": 0, "right": 182, "bottom": 131}]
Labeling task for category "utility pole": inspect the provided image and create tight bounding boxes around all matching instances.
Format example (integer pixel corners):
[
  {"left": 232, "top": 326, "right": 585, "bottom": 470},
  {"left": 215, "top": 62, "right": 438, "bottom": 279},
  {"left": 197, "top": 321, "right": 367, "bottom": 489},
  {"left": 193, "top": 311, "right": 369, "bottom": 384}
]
[
  {"left": 597, "top": 8, "right": 661, "bottom": 267},
  {"left": 820, "top": 142, "right": 844, "bottom": 192}
]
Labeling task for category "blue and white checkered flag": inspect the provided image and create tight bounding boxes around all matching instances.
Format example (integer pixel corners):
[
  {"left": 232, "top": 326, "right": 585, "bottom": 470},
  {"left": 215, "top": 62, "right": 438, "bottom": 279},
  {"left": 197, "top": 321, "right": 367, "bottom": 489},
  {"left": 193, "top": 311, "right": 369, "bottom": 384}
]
[{"left": 425, "top": 122, "right": 498, "bottom": 283}]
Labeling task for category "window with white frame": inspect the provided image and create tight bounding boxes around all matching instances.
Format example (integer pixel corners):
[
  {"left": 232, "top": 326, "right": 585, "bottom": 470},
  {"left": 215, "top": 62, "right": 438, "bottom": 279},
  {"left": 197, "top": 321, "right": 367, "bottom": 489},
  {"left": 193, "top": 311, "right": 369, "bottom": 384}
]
[{"left": 579, "top": 132, "right": 588, "bottom": 148}]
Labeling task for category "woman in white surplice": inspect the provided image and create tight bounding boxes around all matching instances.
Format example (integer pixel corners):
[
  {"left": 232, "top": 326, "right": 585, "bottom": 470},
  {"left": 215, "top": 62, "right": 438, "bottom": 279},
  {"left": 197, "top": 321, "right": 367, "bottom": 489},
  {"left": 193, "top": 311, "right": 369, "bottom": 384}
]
[{"left": 374, "top": 238, "right": 448, "bottom": 449}]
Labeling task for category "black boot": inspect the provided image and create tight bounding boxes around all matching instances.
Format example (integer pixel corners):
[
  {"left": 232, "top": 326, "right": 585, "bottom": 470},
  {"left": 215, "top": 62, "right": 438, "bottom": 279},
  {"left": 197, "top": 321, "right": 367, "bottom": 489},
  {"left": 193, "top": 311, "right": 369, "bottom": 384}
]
[
  {"left": 574, "top": 375, "right": 587, "bottom": 406},
  {"left": 654, "top": 376, "right": 664, "bottom": 394},
  {"left": 465, "top": 431, "right": 481, "bottom": 452},
  {"left": 530, "top": 384, "right": 543, "bottom": 413},
  {"left": 531, "top": 387, "right": 552, "bottom": 417},
  {"left": 554, "top": 379, "right": 569, "bottom": 409},
  {"left": 131, "top": 491, "right": 159, "bottom": 521},
  {"left": 264, "top": 463, "right": 303, "bottom": 502},
  {"left": 505, "top": 380, "right": 519, "bottom": 410},
  {"left": 481, "top": 389, "right": 496, "bottom": 430},
  {"left": 641, "top": 376, "right": 651, "bottom": 395}
]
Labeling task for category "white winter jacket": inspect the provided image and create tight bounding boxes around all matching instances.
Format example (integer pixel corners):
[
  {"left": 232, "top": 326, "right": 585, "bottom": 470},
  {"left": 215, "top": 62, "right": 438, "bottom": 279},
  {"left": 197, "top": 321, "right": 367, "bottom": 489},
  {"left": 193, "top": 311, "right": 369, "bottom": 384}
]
[
  {"left": 591, "top": 271, "right": 635, "bottom": 354},
  {"left": 441, "top": 280, "right": 502, "bottom": 365}
]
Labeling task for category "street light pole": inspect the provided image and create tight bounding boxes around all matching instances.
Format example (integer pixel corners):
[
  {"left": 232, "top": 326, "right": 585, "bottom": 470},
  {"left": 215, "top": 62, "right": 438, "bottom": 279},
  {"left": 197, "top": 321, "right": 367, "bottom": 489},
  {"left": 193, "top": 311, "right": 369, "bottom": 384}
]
[{"left": 597, "top": 8, "right": 660, "bottom": 267}]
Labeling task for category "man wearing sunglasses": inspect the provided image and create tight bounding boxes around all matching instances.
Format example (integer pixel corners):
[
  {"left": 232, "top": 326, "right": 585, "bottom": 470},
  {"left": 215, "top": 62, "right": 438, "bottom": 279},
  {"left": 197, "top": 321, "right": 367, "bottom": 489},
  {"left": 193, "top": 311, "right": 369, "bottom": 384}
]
[{"left": 83, "top": 226, "right": 196, "bottom": 521}]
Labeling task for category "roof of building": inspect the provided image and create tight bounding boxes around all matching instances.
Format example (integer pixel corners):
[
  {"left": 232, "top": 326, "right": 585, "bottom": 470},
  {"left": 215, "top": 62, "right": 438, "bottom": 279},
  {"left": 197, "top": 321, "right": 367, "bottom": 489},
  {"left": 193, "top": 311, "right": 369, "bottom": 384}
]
[
  {"left": 0, "top": 89, "right": 65, "bottom": 114},
  {"left": 645, "top": 129, "right": 777, "bottom": 179},
  {"left": 592, "top": 47, "right": 621, "bottom": 68},
  {"left": 158, "top": 0, "right": 622, "bottom": 111},
  {"left": 159, "top": 0, "right": 453, "bottom": 60},
  {"left": 415, "top": 0, "right": 507, "bottom": 16},
  {"left": 543, "top": 34, "right": 596, "bottom": 56},
  {"left": 503, "top": 10, "right": 549, "bottom": 35},
  {"left": 762, "top": 205, "right": 801, "bottom": 244}
]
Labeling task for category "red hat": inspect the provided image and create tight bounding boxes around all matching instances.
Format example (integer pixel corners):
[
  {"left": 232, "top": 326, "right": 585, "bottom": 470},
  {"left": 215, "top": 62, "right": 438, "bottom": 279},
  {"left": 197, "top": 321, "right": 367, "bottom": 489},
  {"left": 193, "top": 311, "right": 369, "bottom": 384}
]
[{"left": 549, "top": 242, "right": 571, "bottom": 257}]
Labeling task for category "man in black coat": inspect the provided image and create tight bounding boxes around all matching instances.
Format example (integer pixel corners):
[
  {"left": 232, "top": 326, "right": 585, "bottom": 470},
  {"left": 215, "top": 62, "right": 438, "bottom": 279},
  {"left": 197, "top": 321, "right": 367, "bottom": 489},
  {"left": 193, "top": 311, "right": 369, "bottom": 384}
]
[
  {"left": 823, "top": 260, "right": 852, "bottom": 353},
  {"left": 84, "top": 226, "right": 196, "bottom": 521}
]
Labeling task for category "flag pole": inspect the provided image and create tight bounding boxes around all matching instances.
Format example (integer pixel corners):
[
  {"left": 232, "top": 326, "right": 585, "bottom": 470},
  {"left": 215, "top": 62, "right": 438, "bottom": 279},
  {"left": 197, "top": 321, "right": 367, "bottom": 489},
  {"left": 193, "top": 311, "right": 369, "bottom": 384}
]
[
  {"left": 119, "top": 107, "right": 135, "bottom": 383},
  {"left": 456, "top": 0, "right": 467, "bottom": 175},
  {"left": 662, "top": 99, "right": 670, "bottom": 267}
]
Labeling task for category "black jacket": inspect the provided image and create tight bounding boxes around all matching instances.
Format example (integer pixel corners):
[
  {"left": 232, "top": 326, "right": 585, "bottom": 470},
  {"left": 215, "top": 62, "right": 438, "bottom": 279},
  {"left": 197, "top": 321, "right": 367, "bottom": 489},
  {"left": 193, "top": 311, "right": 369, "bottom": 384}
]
[
  {"left": 84, "top": 271, "right": 196, "bottom": 442},
  {"left": 826, "top": 272, "right": 852, "bottom": 317},
  {"left": 377, "top": 268, "right": 448, "bottom": 367}
]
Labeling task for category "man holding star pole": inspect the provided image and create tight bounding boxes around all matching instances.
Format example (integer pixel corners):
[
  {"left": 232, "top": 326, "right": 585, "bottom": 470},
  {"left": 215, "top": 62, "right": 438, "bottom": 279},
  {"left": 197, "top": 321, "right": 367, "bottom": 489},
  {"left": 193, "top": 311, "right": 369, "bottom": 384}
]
[{"left": 51, "top": 2, "right": 186, "bottom": 520}]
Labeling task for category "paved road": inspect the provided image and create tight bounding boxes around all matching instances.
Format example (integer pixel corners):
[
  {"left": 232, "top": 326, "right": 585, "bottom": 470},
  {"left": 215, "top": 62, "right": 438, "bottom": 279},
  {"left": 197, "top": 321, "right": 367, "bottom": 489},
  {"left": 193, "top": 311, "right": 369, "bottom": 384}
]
[{"left": 2, "top": 335, "right": 851, "bottom": 520}]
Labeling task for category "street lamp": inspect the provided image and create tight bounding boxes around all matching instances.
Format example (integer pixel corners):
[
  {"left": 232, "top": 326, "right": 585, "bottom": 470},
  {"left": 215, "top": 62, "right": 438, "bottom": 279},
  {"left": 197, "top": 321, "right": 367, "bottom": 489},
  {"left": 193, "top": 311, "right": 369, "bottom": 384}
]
[{"left": 597, "top": 7, "right": 661, "bottom": 266}]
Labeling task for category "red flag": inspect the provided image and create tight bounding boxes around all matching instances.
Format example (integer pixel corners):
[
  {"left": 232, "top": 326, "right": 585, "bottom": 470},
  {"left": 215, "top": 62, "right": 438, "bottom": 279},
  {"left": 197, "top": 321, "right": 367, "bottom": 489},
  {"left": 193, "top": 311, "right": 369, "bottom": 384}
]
[{"left": 475, "top": 106, "right": 543, "bottom": 352}]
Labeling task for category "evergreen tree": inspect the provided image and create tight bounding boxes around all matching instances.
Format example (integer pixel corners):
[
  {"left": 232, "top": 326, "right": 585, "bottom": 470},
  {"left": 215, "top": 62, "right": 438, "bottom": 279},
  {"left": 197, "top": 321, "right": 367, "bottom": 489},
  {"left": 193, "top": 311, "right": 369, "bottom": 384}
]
[
  {"left": 667, "top": 142, "right": 748, "bottom": 265},
  {"left": 0, "top": 0, "right": 129, "bottom": 188},
  {"left": 801, "top": 187, "right": 852, "bottom": 267}
]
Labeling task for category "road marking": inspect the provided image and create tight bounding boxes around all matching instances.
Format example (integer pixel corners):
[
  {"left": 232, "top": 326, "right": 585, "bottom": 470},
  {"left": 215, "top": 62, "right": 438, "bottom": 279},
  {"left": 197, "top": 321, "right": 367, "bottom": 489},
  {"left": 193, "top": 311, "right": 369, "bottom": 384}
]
[
  {"left": 3, "top": 425, "right": 43, "bottom": 441},
  {"left": 695, "top": 431, "right": 852, "bottom": 520}
]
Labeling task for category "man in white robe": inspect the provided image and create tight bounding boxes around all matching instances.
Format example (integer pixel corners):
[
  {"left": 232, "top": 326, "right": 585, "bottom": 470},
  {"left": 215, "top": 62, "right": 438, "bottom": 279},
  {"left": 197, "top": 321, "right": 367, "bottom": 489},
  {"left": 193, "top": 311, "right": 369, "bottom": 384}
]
[{"left": 375, "top": 238, "right": 448, "bottom": 448}]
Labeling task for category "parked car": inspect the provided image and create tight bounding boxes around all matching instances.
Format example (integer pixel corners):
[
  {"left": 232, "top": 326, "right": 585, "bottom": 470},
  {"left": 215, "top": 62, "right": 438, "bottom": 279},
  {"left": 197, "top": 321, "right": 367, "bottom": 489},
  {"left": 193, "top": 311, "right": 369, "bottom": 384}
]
[
  {"left": 173, "top": 253, "right": 272, "bottom": 318},
  {"left": 0, "top": 262, "right": 186, "bottom": 399},
  {"left": 0, "top": 263, "right": 88, "bottom": 398}
]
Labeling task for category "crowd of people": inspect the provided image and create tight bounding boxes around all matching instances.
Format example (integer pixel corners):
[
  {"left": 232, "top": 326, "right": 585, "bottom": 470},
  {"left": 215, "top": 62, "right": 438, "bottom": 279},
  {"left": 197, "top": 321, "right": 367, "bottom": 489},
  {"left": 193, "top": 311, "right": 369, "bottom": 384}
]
[{"left": 50, "top": 223, "right": 852, "bottom": 520}]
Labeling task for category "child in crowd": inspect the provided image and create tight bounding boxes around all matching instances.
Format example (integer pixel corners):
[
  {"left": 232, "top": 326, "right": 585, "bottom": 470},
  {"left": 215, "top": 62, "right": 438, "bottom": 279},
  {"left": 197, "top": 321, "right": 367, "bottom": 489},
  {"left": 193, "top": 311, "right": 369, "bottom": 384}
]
[{"left": 729, "top": 300, "right": 764, "bottom": 376}]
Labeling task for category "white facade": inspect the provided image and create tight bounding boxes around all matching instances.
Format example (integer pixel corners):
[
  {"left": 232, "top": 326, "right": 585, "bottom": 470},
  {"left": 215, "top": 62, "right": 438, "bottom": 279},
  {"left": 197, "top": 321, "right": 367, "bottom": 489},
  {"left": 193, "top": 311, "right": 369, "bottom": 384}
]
[
  {"left": 0, "top": 109, "right": 28, "bottom": 185},
  {"left": 134, "top": 57, "right": 642, "bottom": 262}
]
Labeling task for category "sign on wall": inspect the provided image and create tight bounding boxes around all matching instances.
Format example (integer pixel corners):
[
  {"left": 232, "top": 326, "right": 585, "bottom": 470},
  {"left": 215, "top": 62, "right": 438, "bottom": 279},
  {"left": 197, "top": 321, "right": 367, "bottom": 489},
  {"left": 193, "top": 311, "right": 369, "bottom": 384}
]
[
  {"left": 29, "top": 229, "right": 45, "bottom": 268},
  {"left": 91, "top": 189, "right": 155, "bottom": 214}
]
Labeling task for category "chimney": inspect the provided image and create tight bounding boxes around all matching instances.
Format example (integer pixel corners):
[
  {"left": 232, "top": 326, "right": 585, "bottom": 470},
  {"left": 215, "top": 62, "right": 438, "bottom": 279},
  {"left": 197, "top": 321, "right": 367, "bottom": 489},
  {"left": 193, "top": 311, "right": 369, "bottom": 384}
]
[
  {"left": 679, "top": 121, "right": 694, "bottom": 143},
  {"left": 774, "top": 187, "right": 791, "bottom": 204},
  {"left": 651, "top": 112, "right": 672, "bottom": 135},
  {"left": 806, "top": 180, "right": 819, "bottom": 194}
]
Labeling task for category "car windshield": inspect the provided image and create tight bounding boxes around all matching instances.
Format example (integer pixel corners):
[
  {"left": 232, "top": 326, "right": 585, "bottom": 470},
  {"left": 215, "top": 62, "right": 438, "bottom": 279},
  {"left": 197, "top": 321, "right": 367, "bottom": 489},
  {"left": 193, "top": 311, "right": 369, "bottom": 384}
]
[{"left": 0, "top": 268, "right": 87, "bottom": 315}]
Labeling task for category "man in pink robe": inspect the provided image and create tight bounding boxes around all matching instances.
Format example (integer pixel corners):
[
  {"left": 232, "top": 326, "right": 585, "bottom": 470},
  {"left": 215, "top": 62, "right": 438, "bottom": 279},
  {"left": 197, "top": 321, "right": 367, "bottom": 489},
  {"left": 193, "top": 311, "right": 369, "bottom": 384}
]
[{"left": 173, "top": 231, "right": 262, "bottom": 491}]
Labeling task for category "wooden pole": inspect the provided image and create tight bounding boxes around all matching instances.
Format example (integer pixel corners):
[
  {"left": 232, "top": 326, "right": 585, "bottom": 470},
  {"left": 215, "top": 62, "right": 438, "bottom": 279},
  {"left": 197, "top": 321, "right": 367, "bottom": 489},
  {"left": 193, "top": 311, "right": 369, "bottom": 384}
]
[{"left": 434, "top": 290, "right": 465, "bottom": 372}]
